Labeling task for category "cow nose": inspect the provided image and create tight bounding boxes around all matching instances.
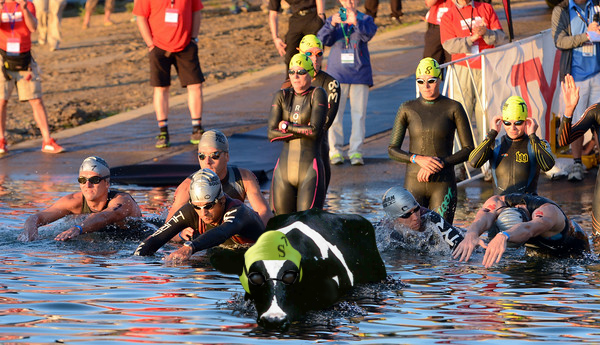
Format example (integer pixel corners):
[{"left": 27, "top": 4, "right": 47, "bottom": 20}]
[{"left": 259, "top": 313, "right": 290, "bottom": 330}]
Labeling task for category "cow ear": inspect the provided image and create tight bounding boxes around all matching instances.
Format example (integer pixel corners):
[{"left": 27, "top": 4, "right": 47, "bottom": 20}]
[{"left": 209, "top": 248, "right": 245, "bottom": 276}]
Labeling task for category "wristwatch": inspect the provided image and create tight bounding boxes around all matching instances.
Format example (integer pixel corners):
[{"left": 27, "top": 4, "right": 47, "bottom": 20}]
[
  {"left": 192, "top": 37, "right": 199, "bottom": 44},
  {"left": 183, "top": 241, "right": 195, "bottom": 251},
  {"left": 281, "top": 122, "right": 288, "bottom": 131}
]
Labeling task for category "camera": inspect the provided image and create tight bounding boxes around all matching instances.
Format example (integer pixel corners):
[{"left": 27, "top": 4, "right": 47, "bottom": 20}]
[{"left": 339, "top": 7, "right": 347, "bottom": 22}]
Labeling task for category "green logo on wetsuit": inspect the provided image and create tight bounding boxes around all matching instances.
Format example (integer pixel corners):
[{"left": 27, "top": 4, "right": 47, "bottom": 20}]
[{"left": 437, "top": 187, "right": 454, "bottom": 219}]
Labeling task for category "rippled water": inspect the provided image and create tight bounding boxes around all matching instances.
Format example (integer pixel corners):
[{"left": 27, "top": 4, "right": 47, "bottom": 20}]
[{"left": 1, "top": 174, "right": 600, "bottom": 343}]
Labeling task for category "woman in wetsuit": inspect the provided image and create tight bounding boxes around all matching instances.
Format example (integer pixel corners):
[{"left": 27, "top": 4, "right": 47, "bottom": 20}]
[
  {"left": 389, "top": 58, "right": 474, "bottom": 223},
  {"left": 268, "top": 53, "right": 328, "bottom": 215}
]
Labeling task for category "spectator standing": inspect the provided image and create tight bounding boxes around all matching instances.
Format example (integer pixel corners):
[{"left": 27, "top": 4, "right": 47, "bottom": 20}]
[
  {"left": 133, "top": 0, "right": 206, "bottom": 148},
  {"left": 82, "top": 0, "right": 114, "bottom": 28},
  {"left": 33, "top": 0, "right": 66, "bottom": 51},
  {"left": 318, "top": 0, "right": 377, "bottom": 166},
  {"left": 268, "top": 0, "right": 325, "bottom": 78},
  {"left": 0, "top": 0, "right": 64, "bottom": 155},
  {"left": 440, "top": 0, "right": 506, "bottom": 143},
  {"left": 551, "top": 0, "right": 600, "bottom": 181},
  {"left": 364, "top": 0, "right": 403, "bottom": 22},
  {"left": 423, "top": 0, "right": 452, "bottom": 64}
]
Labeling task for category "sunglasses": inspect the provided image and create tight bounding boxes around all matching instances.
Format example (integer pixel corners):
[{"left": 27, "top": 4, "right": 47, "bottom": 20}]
[
  {"left": 78, "top": 175, "right": 109, "bottom": 184},
  {"left": 304, "top": 51, "right": 323, "bottom": 57},
  {"left": 247, "top": 270, "right": 299, "bottom": 286},
  {"left": 198, "top": 151, "right": 224, "bottom": 161},
  {"left": 503, "top": 120, "right": 525, "bottom": 126},
  {"left": 288, "top": 69, "right": 309, "bottom": 76},
  {"left": 399, "top": 206, "right": 420, "bottom": 219},
  {"left": 189, "top": 199, "right": 219, "bottom": 211},
  {"left": 416, "top": 78, "right": 438, "bottom": 85}
]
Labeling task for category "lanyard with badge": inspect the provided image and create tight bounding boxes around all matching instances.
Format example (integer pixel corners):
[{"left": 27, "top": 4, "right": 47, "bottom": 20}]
[
  {"left": 456, "top": 5, "right": 480, "bottom": 55},
  {"left": 165, "top": 0, "right": 179, "bottom": 26},
  {"left": 4, "top": 3, "right": 21, "bottom": 55},
  {"left": 574, "top": 4, "right": 597, "bottom": 57},
  {"left": 340, "top": 22, "right": 354, "bottom": 66}
]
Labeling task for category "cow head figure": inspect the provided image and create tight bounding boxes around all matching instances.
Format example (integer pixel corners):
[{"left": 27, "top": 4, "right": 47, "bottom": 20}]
[{"left": 240, "top": 231, "right": 303, "bottom": 330}]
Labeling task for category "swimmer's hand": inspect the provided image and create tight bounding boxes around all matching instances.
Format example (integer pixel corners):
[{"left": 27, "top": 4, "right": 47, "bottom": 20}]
[
  {"left": 54, "top": 227, "right": 81, "bottom": 241},
  {"left": 414, "top": 155, "right": 444, "bottom": 173},
  {"left": 165, "top": 245, "right": 193, "bottom": 264},
  {"left": 417, "top": 167, "right": 433, "bottom": 182},
  {"left": 480, "top": 232, "right": 508, "bottom": 268},
  {"left": 452, "top": 231, "right": 484, "bottom": 262},
  {"left": 525, "top": 118, "right": 538, "bottom": 136},
  {"left": 491, "top": 115, "right": 503, "bottom": 133},
  {"left": 561, "top": 74, "right": 579, "bottom": 118}
]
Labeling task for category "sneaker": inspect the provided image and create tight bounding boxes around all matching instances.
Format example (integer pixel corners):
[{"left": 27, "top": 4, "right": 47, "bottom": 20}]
[
  {"left": 190, "top": 127, "right": 204, "bottom": 145},
  {"left": 156, "top": 133, "right": 170, "bottom": 148},
  {"left": 330, "top": 153, "right": 344, "bottom": 165},
  {"left": 349, "top": 153, "right": 364, "bottom": 166},
  {"left": 41, "top": 138, "right": 65, "bottom": 154},
  {"left": 568, "top": 162, "right": 585, "bottom": 181},
  {"left": 0, "top": 138, "right": 7, "bottom": 155}
]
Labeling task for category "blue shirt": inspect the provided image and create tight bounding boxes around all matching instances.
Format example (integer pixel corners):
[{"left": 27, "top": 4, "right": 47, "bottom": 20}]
[{"left": 569, "top": 0, "right": 600, "bottom": 81}]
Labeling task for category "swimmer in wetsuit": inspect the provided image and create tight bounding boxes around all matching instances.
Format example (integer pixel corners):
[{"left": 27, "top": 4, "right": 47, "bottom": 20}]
[
  {"left": 268, "top": 53, "right": 328, "bottom": 215},
  {"left": 453, "top": 193, "right": 590, "bottom": 268},
  {"left": 559, "top": 74, "right": 600, "bottom": 235},
  {"left": 166, "top": 130, "right": 272, "bottom": 227},
  {"left": 298, "top": 34, "right": 341, "bottom": 190},
  {"left": 21, "top": 156, "right": 142, "bottom": 242},
  {"left": 382, "top": 186, "right": 464, "bottom": 250},
  {"left": 388, "top": 58, "right": 474, "bottom": 223},
  {"left": 469, "top": 96, "right": 555, "bottom": 195},
  {"left": 134, "top": 169, "right": 265, "bottom": 262}
]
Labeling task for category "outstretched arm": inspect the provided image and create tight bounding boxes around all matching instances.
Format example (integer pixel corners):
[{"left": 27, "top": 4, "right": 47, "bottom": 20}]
[{"left": 20, "top": 193, "right": 80, "bottom": 241}]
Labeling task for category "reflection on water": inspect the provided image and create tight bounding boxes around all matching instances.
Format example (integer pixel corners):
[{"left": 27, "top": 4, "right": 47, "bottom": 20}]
[{"left": 1, "top": 175, "right": 600, "bottom": 343}]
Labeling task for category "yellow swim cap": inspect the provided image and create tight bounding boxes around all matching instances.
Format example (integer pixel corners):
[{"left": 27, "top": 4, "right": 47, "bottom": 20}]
[
  {"left": 289, "top": 53, "right": 315, "bottom": 78},
  {"left": 502, "top": 96, "right": 528, "bottom": 121},
  {"left": 415, "top": 57, "right": 441, "bottom": 79},
  {"left": 299, "top": 34, "right": 323, "bottom": 53}
]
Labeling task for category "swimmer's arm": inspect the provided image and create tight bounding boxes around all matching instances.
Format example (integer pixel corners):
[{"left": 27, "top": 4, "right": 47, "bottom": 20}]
[
  {"left": 134, "top": 207, "right": 191, "bottom": 256},
  {"left": 267, "top": 90, "right": 298, "bottom": 141},
  {"left": 240, "top": 168, "right": 273, "bottom": 226},
  {"left": 166, "top": 178, "right": 191, "bottom": 222},
  {"left": 21, "top": 193, "right": 80, "bottom": 241},
  {"left": 324, "top": 80, "right": 341, "bottom": 130},
  {"left": 558, "top": 103, "right": 600, "bottom": 147},
  {"left": 444, "top": 105, "right": 474, "bottom": 166},
  {"left": 530, "top": 136, "right": 555, "bottom": 172},
  {"left": 469, "top": 130, "right": 497, "bottom": 168},
  {"left": 388, "top": 106, "right": 411, "bottom": 162},
  {"left": 285, "top": 88, "right": 327, "bottom": 139},
  {"left": 506, "top": 203, "right": 564, "bottom": 243}
]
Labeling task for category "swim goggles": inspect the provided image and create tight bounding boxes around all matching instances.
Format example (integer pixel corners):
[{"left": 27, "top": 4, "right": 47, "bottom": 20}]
[
  {"left": 416, "top": 78, "right": 438, "bottom": 85},
  {"left": 198, "top": 151, "right": 224, "bottom": 161},
  {"left": 288, "top": 69, "right": 308, "bottom": 76},
  {"left": 78, "top": 176, "right": 109, "bottom": 184},
  {"left": 502, "top": 120, "right": 525, "bottom": 126}
]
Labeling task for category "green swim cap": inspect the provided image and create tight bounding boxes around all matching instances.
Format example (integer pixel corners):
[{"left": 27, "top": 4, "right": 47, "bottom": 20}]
[
  {"left": 502, "top": 96, "right": 528, "bottom": 122},
  {"left": 415, "top": 57, "right": 441, "bottom": 79},
  {"left": 240, "top": 231, "right": 303, "bottom": 294},
  {"left": 299, "top": 34, "right": 323, "bottom": 53},
  {"left": 289, "top": 53, "right": 315, "bottom": 78}
]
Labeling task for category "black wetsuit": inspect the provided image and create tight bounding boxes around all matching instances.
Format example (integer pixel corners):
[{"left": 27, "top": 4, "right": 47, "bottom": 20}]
[
  {"left": 389, "top": 95, "right": 474, "bottom": 223},
  {"left": 469, "top": 130, "right": 555, "bottom": 195},
  {"left": 186, "top": 166, "right": 246, "bottom": 202},
  {"left": 312, "top": 71, "right": 340, "bottom": 190},
  {"left": 134, "top": 196, "right": 265, "bottom": 256},
  {"left": 419, "top": 206, "right": 464, "bottom": 249},
  {"left": 268, "top": 86, "right": 328, "bottom": 215},
  {"left": 503, "top": 193, "right": 590, "bottom": 257},
  {"left": 559, "top": 104, "right": 600, "bottom": 235}
]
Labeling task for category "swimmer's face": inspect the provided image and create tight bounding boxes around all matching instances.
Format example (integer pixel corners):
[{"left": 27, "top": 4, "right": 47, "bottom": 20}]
[
  {"left": 503, "top": 119, "right": 526, "bottom": 140},
  {"left": 78, "top": 171, "right": 109, "bottom": 201},
  {"left": 394, "top": 206, "right": 422, "bottom": 231},
  {"left": 289, "top": 66, "right": 312, "bottom": 93},
  {"left": 416, "top": 74, "right": 440, "bottom": 101},
  {"left": 192, "top": 196, "right": 226, "bottom": 226},
  {"left": 304, "top": 48, "right": 323, "bottom": 72},
  {"left": 198, "top": 147, "right": 229, "bottom": 179}
]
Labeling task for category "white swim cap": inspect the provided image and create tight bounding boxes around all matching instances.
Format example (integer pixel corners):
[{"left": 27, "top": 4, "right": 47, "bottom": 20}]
[
  {"left": 198, "top": 129, "right": 229, "bottom": 152},
  {"left": 496, "top": 207, "right": 529, "bottom": 233},
  {"left": 382, "top": 186, "right": 419, "bottom": 218},
  {"left": 189, "top": 168, "right": 224, "bottom": 203},
  {"left": 79, "top": 156, "right": 110, "bottom": 177}
]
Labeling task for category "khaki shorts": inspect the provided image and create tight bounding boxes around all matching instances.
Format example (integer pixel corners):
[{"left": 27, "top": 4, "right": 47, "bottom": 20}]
[{"left": 0, "top": 59, "right": 43, "bottom": 101}]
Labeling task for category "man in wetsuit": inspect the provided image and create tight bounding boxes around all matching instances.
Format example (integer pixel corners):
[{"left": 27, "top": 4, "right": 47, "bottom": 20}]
[
  {"left": 382, "top": 186, "right": 464, "bottom": 250},
  {"left": 389, "top": 57, "right": 474, "bottom": 223},
  {"left": 453, "top": 193, "right": 590, "bottom": 268},
  {"left": 20, "top": 156, "right": 142, "bottom": 242},
  {"left": 298, "top": 34, "right": 340, "bottom": 189},
  {"left": 559, "top": 73, "right": 600, "bottom": 235},
  {"left": 134, "top": 169, "right": 265, "bottom": 262},
  {"left": 166, "top": 130, "right": 272, "bottom": 227},
  {"left": 268, "top": 53, "right": 328, "bottom": 215},
  {"left": 469, "top": 96, "right": 555, "bottom": 195}
]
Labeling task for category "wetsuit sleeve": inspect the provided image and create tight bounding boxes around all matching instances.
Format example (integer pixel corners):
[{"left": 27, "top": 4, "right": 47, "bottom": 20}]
[
  {"left": 558, "top": 103, "right": 600, "bottom": 147},
  {"left": 268, "top": 89, "right": 297, "bottom": 142},
  {"left": 388, "top": 104, "right": 411, "bottom": 162},
  {"left": 325, "top": 78, "right": 341, "bottom": 130},
  {"left": 425, "top": 210, "right": 464, "bottom": 250},
  {"left": 285, "top": 88, "right": 327, "bottom": 140},
  {"left": 443, "top": 103, "right": 474, "bottom": 166},
  {"left": 188, "top": 205, "right": 265, "bottom": 254},
  {"left": 134, "top": 205, "right": 195, "bottom": 256},
  {"left": 469, "top": 129, "right": 497, "bottom": 168},
  {"left": 530, "top": 134, "right": 555, "bottom": 172}
]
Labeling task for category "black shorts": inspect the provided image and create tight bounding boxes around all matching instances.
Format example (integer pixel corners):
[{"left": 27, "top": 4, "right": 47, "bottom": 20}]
[{"left": 149, "top": 42, "right": 205, "bottom": 88}]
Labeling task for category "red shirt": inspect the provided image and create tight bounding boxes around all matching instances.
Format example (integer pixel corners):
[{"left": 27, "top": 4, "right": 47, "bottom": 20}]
[
  {"left": 133, "top": 0, "right": 203, "bottom": 53},
  {"left": 0, "top": 1, "right": 35, "bottom": 53},
  {"left": 440, "top": 1, "right": 502, "bottom": 69},
  {"left": 426, "top": 0, "right": 452, "bottom": 25}
]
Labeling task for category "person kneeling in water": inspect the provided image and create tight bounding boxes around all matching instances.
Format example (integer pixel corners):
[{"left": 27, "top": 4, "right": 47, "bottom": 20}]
[
  {"left": 382, "top": 186, "right": 464, "bottom": 251},
  {"left": 21, "top": 156, "right": 142, "bottom": 241},
  {"left": 453, "top": 193, "right": 590, "bottom": 268}
]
